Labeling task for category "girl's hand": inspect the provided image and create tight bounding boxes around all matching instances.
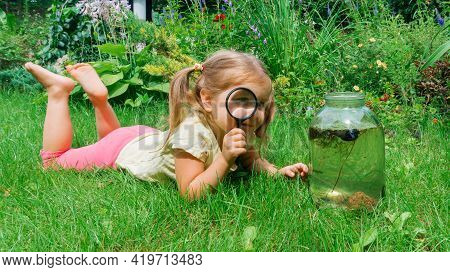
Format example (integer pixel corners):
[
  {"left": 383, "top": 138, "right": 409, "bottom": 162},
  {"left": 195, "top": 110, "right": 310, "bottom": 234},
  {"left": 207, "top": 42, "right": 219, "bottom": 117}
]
[
  {"left": 278, "top": 163, "right": 309, "bottom": 181},
  {"left": 221, "top": 128, "right": 247, "bottom": 166}
]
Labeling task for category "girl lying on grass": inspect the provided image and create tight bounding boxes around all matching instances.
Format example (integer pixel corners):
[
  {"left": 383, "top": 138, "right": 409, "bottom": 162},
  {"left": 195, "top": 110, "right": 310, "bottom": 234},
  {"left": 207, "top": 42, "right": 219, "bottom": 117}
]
[{"left": 25, "top": 50, "right": 308, "bottom": 199}]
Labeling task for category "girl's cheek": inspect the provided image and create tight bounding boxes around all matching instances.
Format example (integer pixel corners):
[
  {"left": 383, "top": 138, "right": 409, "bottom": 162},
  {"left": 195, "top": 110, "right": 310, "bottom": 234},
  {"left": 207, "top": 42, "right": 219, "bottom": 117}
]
[
  {"left": 225, "top": 115, "right": 236, "bottom": 130},
  {"left": 257, "top": 109, "right": 265, "bottom": 124}
]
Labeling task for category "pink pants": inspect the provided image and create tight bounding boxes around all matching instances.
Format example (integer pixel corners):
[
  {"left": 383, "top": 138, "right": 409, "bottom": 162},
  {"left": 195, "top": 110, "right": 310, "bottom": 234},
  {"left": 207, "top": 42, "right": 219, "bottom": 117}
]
[{"left": 40, "top": 125, "right": 158, "bottom": 170}]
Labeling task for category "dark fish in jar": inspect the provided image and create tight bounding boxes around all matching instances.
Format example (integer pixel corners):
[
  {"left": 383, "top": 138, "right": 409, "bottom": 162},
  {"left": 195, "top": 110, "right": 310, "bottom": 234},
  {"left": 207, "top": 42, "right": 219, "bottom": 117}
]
[
  {"left": 309, "top": 127, "right": 360, "bottom": 141},
  {"left": 334, "top": 129, "right": 359, "bottom": 141}
]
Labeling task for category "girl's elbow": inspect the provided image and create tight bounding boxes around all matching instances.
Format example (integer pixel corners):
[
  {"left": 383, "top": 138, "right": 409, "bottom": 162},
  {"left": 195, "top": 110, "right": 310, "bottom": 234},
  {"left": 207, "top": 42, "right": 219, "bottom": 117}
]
[{"left": 178, "top": 180, "right": 199, "bottom": 201}]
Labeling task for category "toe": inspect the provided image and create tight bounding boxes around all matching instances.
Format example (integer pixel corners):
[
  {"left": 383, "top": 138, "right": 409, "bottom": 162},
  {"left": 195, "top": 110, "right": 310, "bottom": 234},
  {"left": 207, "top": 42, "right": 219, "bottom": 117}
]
[
  {"left": 72, "top": 63, "right": 89, "bottom": 70},
  {"left": 24, "top": 62, "right": 33, "bottom": 71}
]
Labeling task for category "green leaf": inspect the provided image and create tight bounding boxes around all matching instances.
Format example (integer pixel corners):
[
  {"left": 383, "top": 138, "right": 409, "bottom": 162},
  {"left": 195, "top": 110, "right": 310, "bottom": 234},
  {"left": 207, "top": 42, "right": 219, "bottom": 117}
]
[
  {"left": 421, "top": 40, "right": 450, "bottom": 70},
  {"left": 383, "top": 211, "right": 397, "bottom": 223},
  {"left": 242, "top": 226, "right": 257, "bottom": 251},
  {"left": 385, "top": 211, "right": 412, "bottom": 231},
  {"left": 70, "top": 85, "right": 82, "bottom": 95},
  {"left": 392, "top": 212, "right": 412, "bottom": 232},
  {"left": 353, "top": 227, "right": 378, "bottom": 251},
  {"left": 0, "top": 8, "right": 6, "bottom": 25},
  {"left": 118, "top": 64, "right": 132, "bottom": 74},
  {"left": 413, "top": 228, "right": 426, "bottom": 238},
  {"left": 97, "top": 43, "right": 126, "bottom": 59},
  {"left": 124, "top": 77, "right": 143, "bottom": 86},
  {"left": 108, "top": 82, "right": 129, "bottom": 99},
  {"left": 100, "top": 72, "right": 123, "bottom": 86},
  {"left": 125, "top": 98, "right": 141, "bottom": 107},
  {"left": 124, "top": 69, "right": 143, "bottom": 86},
  {"left": 92, "top": 61, "right": 119, "bottom": 74},
  {"left": 361, "top": 227, "right": 378, "bottom": 247},
  {"left": 352, "top": 243, "right": 362, "bottom": 252},
  {"left": 142, "top": 82, "right": 170, "bottom": 93}
]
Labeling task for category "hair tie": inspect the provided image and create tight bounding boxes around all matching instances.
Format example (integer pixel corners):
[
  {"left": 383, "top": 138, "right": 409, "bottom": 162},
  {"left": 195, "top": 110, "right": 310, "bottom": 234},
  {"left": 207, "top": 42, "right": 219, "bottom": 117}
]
[{"left": 193, "top": 63, "right": 204, "bottom": 72}]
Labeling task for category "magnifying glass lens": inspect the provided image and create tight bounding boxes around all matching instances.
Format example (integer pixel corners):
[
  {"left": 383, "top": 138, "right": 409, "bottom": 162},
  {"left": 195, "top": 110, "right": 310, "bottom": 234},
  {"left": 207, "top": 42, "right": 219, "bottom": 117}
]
[{"left": 227, "top": 88, "right": 258, "bottom": 120}]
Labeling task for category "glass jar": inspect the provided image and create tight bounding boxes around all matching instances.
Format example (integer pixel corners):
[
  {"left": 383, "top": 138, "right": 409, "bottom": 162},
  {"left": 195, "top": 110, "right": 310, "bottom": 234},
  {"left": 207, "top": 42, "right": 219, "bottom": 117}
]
[{"left": 308, "top": 92, "right": 385, "bottom": 209}]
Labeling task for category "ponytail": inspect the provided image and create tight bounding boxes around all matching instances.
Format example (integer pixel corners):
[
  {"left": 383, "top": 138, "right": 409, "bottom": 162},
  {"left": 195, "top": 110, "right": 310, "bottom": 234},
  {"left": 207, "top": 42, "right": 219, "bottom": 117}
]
[
  {"left": 168, "top": 66, "right": 196, "bottom": 131},
  {"left": 159, "top": 64, "right": 204, "bottom": 150}
]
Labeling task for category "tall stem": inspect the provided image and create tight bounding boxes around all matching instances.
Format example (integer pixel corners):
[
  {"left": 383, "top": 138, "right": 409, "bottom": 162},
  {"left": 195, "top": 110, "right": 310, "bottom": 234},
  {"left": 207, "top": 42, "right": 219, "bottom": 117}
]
[{"left": 329, "top": 140, "right": 356, "bottom": 194}]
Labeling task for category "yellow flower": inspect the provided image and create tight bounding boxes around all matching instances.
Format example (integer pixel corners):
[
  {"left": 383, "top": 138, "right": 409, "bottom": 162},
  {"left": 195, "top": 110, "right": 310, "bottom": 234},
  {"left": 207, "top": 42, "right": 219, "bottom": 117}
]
[
  {"left": 274, "top": 76, "right": 291, "bottom": 89},
  {"left": 314, "top": 79, "right": 325, "bottom": 86},
  {"left": 357, "top": 43, "right": 363, "bottom": 48},
  {"left": 353, "top": 85, "right": 360, "bottom": 91},
  {"left": 143, "top": 65, "right": 166, "bottom": 76},
  {"left": 352, "top": 65, "right": 358, "bottom": 69},
  {"left": 140, "top": 27, "right": 146, "bottom": 34},
  {"left": 369, "top": 37, "right": 376, "bottom": 43},
  {"left": 376, "top": 60, "right": 387, "bottom": 70}
]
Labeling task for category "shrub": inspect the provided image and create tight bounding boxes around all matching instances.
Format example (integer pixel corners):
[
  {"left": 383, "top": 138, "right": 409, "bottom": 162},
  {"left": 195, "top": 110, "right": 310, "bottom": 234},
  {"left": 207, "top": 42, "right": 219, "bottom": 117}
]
[
  {"left": 0, "top": 9, "right": 49, "bottom": 69},
  {"left": 338, "top": 16, "right": 448, "bottom": 104},
  {"left": 37, "top": 3, "right": 95, "bottom": 64},
  {"left": 68, "top": 26, "right": 196, "bottom": 101},
  {"left": 0, "top": 67, "right": 42, "bottom": 92}
]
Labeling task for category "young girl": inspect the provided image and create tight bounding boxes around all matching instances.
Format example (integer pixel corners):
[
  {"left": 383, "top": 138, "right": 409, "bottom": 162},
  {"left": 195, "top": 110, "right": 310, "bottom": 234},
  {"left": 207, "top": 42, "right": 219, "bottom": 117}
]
[{"left": 25, "top": 50, "right": 308, "bottom": 199}]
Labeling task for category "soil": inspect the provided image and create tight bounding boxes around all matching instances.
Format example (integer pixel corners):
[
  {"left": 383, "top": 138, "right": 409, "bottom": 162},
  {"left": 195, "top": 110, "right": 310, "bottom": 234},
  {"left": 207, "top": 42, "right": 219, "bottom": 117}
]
[{"left": 347, "top": 191, "right": 376, "bottom": 210}]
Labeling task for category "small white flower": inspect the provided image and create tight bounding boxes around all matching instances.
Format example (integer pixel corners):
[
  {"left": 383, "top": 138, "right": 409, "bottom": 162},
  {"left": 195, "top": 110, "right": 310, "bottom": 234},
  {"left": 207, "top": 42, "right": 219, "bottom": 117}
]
[
  {"left": 136, "top": 42, "right": 146, "bottom": 53},
  {"left": 76, "top": 0, "right": 130, "bottom": 22},
  {"left": 53, "top": 55, "right": 69, "bottom": 74}
]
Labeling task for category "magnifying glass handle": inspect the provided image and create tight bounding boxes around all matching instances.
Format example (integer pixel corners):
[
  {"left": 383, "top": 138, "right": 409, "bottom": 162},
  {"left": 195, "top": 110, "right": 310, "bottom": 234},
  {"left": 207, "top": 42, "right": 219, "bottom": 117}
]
[
  {"left": 235, "top": 118, "right": 243, "bottom": 168},
  {"left": 236, "top": 119, "right": 242, "bottom": 128},
  {"left": 235, "top": 156, "right": 242, "bottom": 167}
]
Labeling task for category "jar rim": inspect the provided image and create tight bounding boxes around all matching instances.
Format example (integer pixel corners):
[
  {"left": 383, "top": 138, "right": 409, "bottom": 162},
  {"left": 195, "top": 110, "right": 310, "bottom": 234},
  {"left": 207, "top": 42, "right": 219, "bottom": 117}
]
[{"left": 325, "top": 92, "right": 364, "bottom": 101}]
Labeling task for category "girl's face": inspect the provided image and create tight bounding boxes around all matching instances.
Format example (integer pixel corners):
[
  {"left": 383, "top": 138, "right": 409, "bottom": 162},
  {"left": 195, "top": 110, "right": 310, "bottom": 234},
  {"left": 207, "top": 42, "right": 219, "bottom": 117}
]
[{"left": 202, "top": 80, "right": 273, "bottom": 138}]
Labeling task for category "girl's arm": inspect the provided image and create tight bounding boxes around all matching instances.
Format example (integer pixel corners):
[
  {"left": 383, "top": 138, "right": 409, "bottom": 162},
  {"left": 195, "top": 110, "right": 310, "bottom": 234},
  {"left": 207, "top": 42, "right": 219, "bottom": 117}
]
[
  {"left": 175, "top": 128, "right": 247, "bottom": 200},
  {"left": 240, "top": 145, "right": 278, "bottom": 175},
  {"left": 175, "top": 150, "right": 232, "bottom": 200},
  {"left": 241, "top": 145, "right": 309, "bottom": 180}
]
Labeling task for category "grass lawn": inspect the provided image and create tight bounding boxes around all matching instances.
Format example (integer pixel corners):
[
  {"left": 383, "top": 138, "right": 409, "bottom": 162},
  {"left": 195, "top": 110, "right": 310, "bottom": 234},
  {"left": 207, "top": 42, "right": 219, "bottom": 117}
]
[{"left": 0, "top": 88, "right": 448, "bottom": 251}]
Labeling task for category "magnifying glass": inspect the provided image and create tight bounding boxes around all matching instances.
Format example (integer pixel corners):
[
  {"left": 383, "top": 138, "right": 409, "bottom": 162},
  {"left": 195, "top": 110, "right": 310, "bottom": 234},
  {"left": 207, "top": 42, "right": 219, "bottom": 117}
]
[
  {"left": 225, "top": 87, "right": 258, "bottom": 129},
  {"left": 225, "top": 87, "right": 258, "bottom": 174}
]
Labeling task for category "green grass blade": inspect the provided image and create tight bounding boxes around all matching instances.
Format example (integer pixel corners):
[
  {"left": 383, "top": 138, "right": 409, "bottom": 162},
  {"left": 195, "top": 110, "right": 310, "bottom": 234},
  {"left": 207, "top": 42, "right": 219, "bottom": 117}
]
[{"left": 421, "top": 40, "right": 450, "bottom": 70}]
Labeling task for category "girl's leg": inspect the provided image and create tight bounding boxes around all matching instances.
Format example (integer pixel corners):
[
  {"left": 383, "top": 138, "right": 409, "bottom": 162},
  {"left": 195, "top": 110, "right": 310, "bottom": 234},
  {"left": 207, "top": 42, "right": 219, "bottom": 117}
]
[
  {"left": 67, "top": 63, "right": 121, "bottom": 140},
  {"left": 24, "top": 63, "right": 75, "bottom": 152},
  {"left": 54, "top": 125, "right": 155, "bottom": 170}
]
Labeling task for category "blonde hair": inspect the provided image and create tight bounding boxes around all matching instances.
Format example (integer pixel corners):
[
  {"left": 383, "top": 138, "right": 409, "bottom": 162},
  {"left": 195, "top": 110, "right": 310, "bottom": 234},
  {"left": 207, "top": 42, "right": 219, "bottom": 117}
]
[{"left": 166, "top": 49, "right": 275, "bottom": 148}]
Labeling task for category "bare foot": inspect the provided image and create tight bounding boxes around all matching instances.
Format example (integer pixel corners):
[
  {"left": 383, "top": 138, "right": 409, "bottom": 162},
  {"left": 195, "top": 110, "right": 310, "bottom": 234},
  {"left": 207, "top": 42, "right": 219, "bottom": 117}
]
[
  {"left": 24, "top": 62, "right": 75, "bottom": 99},
  {"left": 67, "top": 63, "right": 108, "bottom": 105}
]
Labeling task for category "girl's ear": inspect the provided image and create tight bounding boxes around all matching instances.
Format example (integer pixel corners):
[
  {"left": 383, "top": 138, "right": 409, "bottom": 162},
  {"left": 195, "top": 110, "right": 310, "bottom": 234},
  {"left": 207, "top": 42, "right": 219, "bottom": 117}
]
[{"left": 200, "top": 88, "right": 213, "bottom": 112}]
